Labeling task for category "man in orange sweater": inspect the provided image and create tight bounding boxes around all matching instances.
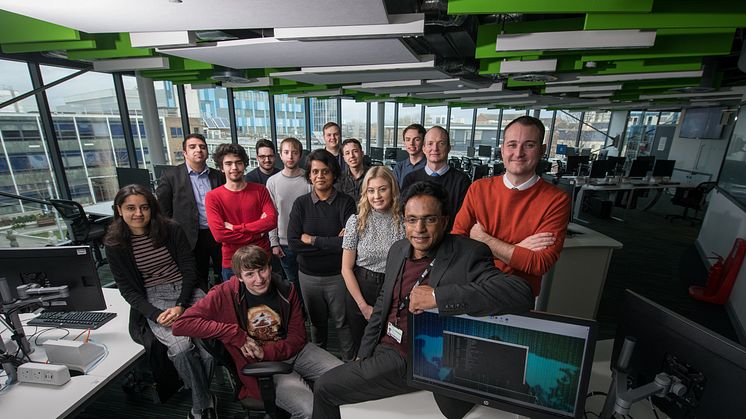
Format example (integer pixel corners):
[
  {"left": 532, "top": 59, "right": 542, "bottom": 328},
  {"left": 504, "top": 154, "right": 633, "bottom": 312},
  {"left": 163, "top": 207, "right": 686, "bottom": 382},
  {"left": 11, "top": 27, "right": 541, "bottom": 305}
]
[{"left": 452, "top": 116, "right": 570, "bottom": 296}]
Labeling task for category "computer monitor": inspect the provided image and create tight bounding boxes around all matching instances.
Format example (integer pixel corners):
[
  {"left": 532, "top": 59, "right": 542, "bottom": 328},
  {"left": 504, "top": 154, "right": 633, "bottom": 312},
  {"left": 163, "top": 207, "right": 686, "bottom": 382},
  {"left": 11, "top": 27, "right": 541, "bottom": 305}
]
[
  {"left": 565, "top": 146, "right": 577, "bottom": 157},
  {"left": 116, "top": 167, "right": 152, "bottom": 190},
  {"left": 636, "top": 155, "right": 656, "bottom": 169},
  {"left": 466, "top": 146, "right": 476, "bottom": 158},
  {"left": 478, "top": 145, "right": 492, "bottom": 159},
  {"left": 0, "top": 246, "right": 106, "bottom": 311},
  {"left": 384, "top": 147, "right": 399, "bottom": 161},
  {"left": 608, "top": 290, "right": 746, "bottom": 418},
  {"left": 605, "top": 156, "right": 626, "bottom": 174},
  {"left": 153, "top": 164, "right": 176, "bottom": 182},
  {"left": 565, "top": 155, "right": 589, "bottom": 175},
  {"left": 589, "top": 160, "right": 609, "bottom": 179},
  {"left": 556, "top": 144, "right": 568, "bottom": 155},
  {"left": 628, "top": 158, "right": 653, "bottom": 178},
  {"left": 652, "top": 159, "right": 675, "bottom": 178},
  {"left": 369, "top": 146, "right": 384, "bottom": 161},
  {"left": 395, "top": 149, "right": 409, "bottom": 162},
  {"left": 409, "top": 309, "right": 597, "bottom": 419}
]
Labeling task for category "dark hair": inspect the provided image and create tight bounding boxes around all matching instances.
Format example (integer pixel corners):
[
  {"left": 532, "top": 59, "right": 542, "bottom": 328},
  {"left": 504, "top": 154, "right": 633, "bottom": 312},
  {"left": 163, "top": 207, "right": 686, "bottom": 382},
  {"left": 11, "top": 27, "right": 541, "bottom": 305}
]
[
  {"left": 212, "top": 143, "right": 249, "bottom": 168},
  {"left": 255, "top": 138, "right": 276, "bottom": 154},
  {"left": 426, "top": 125, "right": 450, "bottom": 146},
  {"left": 182, "top": 133, "right": 206, "bottom": 150},
  {"left": 231, "top": 245, "right": 271, "bottom": 275},
  {"left": 322, "top": 122, "right": 340, "bottom": 133},
  {"left": 400, "top": 181, "right": 450, "bottom": 217},
  {"left": 403, "top": 123, "right": 426, "bottom": 139},
  {"left": 280, "top": 137, "right": 303, "bottom": 154},
  {"left": 104, "top": 184, "right": 169, "bottom": 248},
  {"left": 304, "top": 149, "right": 341, "bottom": 184},
  {"left": 503, "top": 116, "right": 546, "bottom": 144},
  {"left": 341, "top": 138, "right": 362, "bottom": 151}
]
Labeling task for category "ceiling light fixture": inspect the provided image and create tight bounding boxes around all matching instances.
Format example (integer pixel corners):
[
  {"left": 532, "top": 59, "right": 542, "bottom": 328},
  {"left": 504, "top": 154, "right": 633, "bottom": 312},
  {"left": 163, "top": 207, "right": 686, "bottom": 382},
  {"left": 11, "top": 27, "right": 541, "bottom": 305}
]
[{"left": 496, "top": 29, "right": 656, "bottom": 52}]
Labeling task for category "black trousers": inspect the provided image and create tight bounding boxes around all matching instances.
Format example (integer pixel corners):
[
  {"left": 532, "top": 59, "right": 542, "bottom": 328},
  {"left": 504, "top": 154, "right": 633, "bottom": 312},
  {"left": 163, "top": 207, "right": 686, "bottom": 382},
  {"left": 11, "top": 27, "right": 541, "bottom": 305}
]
[
  {"left": 344, "top": 266, "right": 384, "bottom": 358},
  {"left": 312, "top": 344, "right": 474, "bottom": 419},
  {"left": 193, "top": 228, "right": 221, "bottom": 291}
]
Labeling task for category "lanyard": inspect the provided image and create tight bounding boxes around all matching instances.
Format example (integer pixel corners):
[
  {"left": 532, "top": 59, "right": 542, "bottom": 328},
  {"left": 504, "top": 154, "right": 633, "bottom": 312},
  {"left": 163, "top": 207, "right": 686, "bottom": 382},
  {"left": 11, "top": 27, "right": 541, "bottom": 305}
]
[{"left": 395, "top": 258, "right": 435, "bottom": 324}]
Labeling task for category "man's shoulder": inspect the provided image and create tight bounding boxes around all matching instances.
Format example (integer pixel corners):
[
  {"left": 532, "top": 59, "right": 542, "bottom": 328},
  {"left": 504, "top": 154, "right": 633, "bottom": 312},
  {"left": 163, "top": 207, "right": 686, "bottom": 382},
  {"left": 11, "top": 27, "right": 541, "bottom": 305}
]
[
  {"left": 442, "top": 234, "right": 493, "bottom": 259},
  {"left": 535, "top": 179, "right": 571, "bottom": 203}
]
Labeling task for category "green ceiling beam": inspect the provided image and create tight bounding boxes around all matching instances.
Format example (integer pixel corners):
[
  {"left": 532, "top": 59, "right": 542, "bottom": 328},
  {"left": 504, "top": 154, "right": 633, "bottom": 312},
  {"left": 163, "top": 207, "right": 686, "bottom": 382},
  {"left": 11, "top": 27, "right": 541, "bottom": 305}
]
[
  {"left": 1, "top": 39, "right": 96, "bottom": 53},
  {"left": 585, "top": 13, "right": 746, "bottom": 30},
  {"left": 67, "top": 33, "right": 153, "bottom": 59},
  {"left": 0, "top": 10, "right": 80, "bottom": 43},
  {"left": 588, "top": 58, "right": 703, "bottom": 75},
  {"left": 448, "top": 0, "right": 652, "bottom": 14},
  {"left": 507, "top": 79, "right": 545, "bottom": 88}
]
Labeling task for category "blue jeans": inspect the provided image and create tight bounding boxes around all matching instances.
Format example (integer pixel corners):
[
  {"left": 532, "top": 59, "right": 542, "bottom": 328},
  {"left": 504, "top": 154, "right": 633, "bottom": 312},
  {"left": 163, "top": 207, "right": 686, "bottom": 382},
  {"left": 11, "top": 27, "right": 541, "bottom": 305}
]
[{"left": 221, "top": 267, "right": 234, "bottom": 283}]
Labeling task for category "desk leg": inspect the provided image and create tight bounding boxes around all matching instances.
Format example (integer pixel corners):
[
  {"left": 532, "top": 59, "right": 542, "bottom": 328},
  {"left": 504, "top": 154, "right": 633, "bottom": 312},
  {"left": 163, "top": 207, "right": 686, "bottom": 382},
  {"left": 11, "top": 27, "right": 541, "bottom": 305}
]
[
  {"left": 573, "top": 188, "right": 591, "bottom": 224},
  {"left": 642, "top": 188, "right": 663, "bottom": 211}
]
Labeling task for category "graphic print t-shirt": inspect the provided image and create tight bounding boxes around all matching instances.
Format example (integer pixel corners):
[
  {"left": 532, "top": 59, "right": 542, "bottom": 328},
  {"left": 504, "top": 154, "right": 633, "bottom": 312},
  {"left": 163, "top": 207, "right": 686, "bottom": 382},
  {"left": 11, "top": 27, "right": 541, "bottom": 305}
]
[{"left": 240, "top": 285, "right": 283, "bottom": 345}]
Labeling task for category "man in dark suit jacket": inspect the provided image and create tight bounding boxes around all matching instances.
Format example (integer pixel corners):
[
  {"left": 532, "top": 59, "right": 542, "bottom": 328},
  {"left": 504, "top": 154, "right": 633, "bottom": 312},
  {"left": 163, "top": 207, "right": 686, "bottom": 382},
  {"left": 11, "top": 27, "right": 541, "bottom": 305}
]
[
  {"left": 313, "top": 181, "right": 534, "bottom": 419},
  {"left": 156, "top": 133, "right": 225, "bottom": 291}
]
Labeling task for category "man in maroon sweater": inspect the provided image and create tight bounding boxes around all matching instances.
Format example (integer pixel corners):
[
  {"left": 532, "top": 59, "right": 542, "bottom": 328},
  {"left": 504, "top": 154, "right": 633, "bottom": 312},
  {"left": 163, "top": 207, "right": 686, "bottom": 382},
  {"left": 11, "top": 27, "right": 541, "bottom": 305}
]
[
  {"left": 205, "top": 143, "right": 277, "bottom": 283},
  {"left": 173, "top": 245, "right": 342, "bottom": 419}
]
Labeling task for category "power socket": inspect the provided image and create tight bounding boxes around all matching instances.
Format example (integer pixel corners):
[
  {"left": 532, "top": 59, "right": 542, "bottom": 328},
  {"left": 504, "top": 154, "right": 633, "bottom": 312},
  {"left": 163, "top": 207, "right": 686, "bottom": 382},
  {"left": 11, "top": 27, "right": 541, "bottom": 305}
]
[{"left": 17, "top": 363, "right": 71, "bottom": 386}]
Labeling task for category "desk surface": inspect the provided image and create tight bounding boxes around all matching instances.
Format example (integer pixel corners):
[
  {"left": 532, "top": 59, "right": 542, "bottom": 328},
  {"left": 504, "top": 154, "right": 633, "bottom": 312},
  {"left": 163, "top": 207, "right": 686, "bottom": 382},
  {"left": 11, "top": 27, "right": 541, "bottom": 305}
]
[
  {"left": 2, "top": 288, "right": 143, "bottom": 419},
  {"left": 341, "top": 340, "right": 657, "bottom": 419},
  {"left": 565, "top": 222, "right": 623, "bottom": 249}
]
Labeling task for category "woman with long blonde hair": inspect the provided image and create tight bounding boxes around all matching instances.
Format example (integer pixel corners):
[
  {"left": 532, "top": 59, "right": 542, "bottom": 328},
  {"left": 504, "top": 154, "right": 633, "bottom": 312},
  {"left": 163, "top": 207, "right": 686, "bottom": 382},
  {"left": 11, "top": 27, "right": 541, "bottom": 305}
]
[{"left": 341, "top": 166, "right": 404, "bottom": 356}]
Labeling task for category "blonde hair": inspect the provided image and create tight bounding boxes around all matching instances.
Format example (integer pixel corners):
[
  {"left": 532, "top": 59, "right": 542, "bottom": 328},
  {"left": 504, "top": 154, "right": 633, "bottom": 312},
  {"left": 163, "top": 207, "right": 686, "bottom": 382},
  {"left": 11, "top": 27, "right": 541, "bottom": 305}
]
[{"left": 356, "top": 166, "right": 401, "bottom": 234}]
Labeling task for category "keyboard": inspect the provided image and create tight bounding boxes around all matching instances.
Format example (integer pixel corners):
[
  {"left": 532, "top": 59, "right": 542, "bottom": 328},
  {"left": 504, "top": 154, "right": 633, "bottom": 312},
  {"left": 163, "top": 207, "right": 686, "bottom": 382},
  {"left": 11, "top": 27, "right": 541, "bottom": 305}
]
[{"left": 28, "top": 311, "right": 117, "bottom": 329}]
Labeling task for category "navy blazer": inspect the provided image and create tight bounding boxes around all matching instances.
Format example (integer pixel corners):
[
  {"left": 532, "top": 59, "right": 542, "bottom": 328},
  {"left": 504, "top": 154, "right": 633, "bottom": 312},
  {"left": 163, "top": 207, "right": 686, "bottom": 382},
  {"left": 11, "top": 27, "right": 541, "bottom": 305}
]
[
  {"left": 156, "top": 163, "right": 225, "bottom": 249},
  {"left": 358, "top": 234, "right": 534, "bottom": 359}
]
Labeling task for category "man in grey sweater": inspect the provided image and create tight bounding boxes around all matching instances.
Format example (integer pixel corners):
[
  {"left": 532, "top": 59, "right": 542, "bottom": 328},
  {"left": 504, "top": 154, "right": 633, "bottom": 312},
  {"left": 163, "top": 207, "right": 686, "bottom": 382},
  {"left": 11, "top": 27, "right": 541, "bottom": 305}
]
[{"left": 266, "top": 137, "right": 311, "bottom": 298}]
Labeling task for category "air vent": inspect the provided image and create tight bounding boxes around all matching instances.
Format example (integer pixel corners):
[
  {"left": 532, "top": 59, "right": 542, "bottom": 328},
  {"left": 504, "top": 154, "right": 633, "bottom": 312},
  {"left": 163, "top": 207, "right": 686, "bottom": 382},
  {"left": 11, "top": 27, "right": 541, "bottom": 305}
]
[
  {"left": 211, "top": 69, "right": 254, "bottom": 84},
  {"left": 512, "top": 74, "right": 558, "bottom": 82}
]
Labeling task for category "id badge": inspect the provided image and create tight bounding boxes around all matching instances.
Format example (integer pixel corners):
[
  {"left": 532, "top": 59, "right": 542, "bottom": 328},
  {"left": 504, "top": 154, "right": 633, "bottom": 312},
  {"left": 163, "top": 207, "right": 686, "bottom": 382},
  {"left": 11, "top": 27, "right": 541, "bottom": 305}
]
[{"left": 387, "top": 322, "right": 403, "bottom": 343}]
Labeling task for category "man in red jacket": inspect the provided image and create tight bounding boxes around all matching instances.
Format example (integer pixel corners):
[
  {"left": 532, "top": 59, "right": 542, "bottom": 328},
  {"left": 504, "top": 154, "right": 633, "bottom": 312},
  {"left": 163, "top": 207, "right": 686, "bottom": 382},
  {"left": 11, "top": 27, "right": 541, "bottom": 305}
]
[{"left": 173, "top": 245, "right": 342, "bottom": 419}]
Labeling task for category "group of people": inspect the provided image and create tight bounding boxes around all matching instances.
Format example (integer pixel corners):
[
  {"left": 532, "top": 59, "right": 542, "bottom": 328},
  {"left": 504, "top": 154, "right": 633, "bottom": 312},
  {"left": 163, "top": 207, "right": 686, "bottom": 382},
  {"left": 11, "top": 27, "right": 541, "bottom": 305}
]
[{"left": 103, "top": 115, "right": 570, "bottom": 419}]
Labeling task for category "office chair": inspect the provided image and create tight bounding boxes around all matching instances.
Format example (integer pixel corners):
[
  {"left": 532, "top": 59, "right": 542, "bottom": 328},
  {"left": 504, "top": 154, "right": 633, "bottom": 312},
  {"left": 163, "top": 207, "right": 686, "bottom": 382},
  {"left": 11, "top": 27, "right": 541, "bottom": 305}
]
[
  {"left": 472, "top": 164, "right": 489, "bottom": 181},
  {"left": 448, "top": 157, "right": 462, "bottom": 170},
  {"left": 369, "top": 159, "right": 384, "bottom": 166},
  {"left": 49, "top": 199, "right": 107, "bottom": 266},
  {"left": 195, "top": 338, "right": 292, "bottom": 419},
  {"left": 493, "top": 163, "right": 505, "bottom": 176},
  {"left": 460, "top": 157, "right": 473, "bottom": 177},
  {"left": 665, "top": 182, "right": 717, "bottom": 224}
]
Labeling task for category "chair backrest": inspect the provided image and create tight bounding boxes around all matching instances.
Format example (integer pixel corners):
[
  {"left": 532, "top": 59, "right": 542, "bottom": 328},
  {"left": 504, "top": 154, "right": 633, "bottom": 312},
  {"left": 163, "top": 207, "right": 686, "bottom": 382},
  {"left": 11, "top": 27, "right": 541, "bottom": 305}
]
[
  {"left": 194, "top": 338, "right": 242, "bottom": 400},
  {"left": 50, "top": 199, "right": 90, "bottom": 243}
]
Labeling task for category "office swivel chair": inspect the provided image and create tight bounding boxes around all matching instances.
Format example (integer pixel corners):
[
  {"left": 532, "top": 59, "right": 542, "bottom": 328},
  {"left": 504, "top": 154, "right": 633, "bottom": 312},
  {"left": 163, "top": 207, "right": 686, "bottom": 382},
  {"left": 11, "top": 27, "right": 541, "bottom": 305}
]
[
  {"left": 448, "top": 157, "right": 462, "bottom": 170},
  {"left": 49, "top": 199, "right": 107, "bottom": 266},
  {"left": 665, "top": 182, "right": 717, "bottom": 224},
  {"left": 195, "top": 338, "right": 292, "bottom": 419},
  {"left": 472, "top": 164, "right": 489, "bottom": 181}
]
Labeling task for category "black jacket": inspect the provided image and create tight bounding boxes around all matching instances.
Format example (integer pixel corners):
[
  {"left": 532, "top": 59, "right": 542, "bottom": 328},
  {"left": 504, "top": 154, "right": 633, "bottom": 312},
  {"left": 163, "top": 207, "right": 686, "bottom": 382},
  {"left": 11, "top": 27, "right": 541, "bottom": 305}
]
[
  {"left": 105, "top": 222, "right": 198, "bottom": 322},
  {"left": 155, "top": 163, "right": 224, "bottom": 249},
  {"left": 359, "top": 234, "right": 534, "bottom": 359}
]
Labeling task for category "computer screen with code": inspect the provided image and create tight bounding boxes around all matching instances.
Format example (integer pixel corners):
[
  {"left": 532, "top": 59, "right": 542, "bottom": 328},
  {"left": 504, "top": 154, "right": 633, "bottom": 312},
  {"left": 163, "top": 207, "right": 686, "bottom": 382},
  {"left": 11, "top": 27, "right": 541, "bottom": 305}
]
[{"left": 408, "top": 310, "right": 597, "bottom": 419}]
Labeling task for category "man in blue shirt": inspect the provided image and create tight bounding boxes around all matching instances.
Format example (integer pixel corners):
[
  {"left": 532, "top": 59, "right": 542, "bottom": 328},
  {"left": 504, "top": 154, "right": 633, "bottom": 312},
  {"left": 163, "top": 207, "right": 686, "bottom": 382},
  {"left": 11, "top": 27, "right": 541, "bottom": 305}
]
[
  {"left": 156, "top": 133, "right": 225, "bottom": 290},
  {"left": 393, "top": 123, "right": 426, "bottom": 188}
]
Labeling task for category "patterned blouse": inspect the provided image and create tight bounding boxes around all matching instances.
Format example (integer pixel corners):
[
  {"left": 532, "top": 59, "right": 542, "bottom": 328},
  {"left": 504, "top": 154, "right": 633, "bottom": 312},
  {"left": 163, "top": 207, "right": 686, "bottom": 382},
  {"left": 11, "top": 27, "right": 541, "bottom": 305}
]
[{"left": 342, "top": 210, "right": 405, "bottom": 273}]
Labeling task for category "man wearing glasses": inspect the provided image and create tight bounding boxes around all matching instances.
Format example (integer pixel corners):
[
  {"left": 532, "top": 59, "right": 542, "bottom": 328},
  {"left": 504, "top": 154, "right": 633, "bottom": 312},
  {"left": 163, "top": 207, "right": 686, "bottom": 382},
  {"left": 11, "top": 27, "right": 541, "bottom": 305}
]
[
  {"left": 245, "top": 139, "right": 280, "bottom": 185},
  {"left": 313, "top": 181, "right": 533, "bottom": 419}
]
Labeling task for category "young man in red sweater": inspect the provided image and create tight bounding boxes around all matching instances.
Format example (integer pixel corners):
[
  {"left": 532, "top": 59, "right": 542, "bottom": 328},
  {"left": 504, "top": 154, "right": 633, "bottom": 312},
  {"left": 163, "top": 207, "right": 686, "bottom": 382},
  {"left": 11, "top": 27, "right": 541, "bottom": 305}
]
[
  {"left": 205, "top": 143, "right": 277, "bottom": 282},
  {"left": 452, "top": 116, "right": 570, "bottom": 296}
]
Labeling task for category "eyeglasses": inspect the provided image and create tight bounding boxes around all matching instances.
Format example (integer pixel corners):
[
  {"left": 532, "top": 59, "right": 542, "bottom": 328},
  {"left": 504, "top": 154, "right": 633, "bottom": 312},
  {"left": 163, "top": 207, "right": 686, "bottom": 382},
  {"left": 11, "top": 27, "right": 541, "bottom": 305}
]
[{"left": 404, "top": 215, "right": 443, "bottom": 225}]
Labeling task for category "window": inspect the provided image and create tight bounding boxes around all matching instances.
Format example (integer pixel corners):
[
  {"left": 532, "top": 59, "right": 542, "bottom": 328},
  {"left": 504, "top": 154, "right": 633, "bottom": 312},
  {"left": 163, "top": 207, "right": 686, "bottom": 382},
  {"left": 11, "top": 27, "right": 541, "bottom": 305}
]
[
  {"left": 274, "top": 94, "right": 306, "bottom": 147},
  {"left": 449, "top": 107, "right": 474, "bottom": 155},
  {"left": 550, "top": 111, "right": 582, "bottom": 158},
  {"left": 580, "top": 111, "right": 612, "bottom": 154},
  {"left": 396, "top": 104, "right": 422, "bottom": 144},
  {"left": 341, "top": 99, "right": 367, "bottom": 147},
  {"left": 473, "top": 108, "right": 500, "bottom": 154},
  {"left": 235, "top": 89, "right": 272, "bottom": 154}
]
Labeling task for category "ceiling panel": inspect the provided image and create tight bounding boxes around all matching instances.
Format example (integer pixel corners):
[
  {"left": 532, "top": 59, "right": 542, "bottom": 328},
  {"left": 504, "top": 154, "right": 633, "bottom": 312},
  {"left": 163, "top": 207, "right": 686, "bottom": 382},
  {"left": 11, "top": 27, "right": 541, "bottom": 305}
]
[
  {"left": 159, "top": 38, "right": 420, "bottom": 69},
  {"left": 0, "top": 0, "right": 389, "bottom": 32},
  {"left": 270, "top": 60, "right": 452, "bottom": 85}
]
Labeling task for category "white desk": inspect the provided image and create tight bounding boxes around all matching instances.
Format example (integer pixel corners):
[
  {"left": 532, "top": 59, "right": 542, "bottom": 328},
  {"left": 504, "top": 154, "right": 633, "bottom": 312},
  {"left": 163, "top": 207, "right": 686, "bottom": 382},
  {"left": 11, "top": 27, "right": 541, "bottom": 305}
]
[
  {"left": 572, "top": 181, "right": 689, "bottom": 221},
  {"left": 2, "top": 288, "right": 144, "bottom": 419},
  {"left": 341, "top": 340, "right": 658, "bottom": 419},
  {"left": 85, "top": 201, "right": 114, "bottom": 218},
  {"left": 538, "top": 223, "right": 623, "bottom": 319}
]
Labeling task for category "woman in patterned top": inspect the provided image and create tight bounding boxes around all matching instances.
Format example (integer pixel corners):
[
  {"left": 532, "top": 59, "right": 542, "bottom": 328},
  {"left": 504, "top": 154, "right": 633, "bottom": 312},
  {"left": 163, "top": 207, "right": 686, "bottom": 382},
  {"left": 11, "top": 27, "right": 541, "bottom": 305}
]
[
  {"left": 104, "top": 184, "right": 215, "bottom": 419},
  {"left": 341, "top": 166, "right": 405, "bottom": 356}
]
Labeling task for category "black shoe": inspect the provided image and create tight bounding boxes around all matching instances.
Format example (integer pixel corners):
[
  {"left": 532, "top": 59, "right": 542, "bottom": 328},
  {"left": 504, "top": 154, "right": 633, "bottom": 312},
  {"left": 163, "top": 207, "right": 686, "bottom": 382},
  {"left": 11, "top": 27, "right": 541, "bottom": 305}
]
[{"left": 201, "top": 407, "right": 217, "bottom": 419}]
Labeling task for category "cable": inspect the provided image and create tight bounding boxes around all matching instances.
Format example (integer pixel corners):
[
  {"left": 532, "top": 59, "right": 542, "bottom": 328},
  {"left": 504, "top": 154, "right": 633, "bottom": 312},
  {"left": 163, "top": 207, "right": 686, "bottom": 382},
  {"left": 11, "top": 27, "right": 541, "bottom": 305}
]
[
  {"left": 647, "top": 397, "right": 660, "bottom": 419},
  {"left": 33, "top": 327, "right": 70, "bottom": 346}
]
